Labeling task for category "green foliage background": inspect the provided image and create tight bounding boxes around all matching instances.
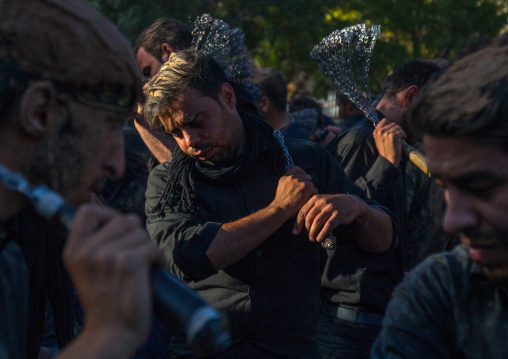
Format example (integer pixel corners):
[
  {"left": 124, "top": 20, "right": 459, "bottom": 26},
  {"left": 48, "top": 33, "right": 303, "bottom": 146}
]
[{"left": 87, "top": 0, "right": 508, "bottom": 97}]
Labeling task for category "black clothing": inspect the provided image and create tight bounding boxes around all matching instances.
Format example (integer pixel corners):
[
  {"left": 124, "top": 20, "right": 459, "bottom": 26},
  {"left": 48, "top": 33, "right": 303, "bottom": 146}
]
[
  {"left": 279, "top": 117, "right": 310, "bottom": 140},
  {"left": 317, "top": 313, "right": 382, "bottom": 359},
  {"left": 0, "top": 220, "right": 29, "bottom": 359},
  {"left": 101, "top": 125, "right": 152, "bottom": 221},
  {"left": 6, "top": 209, "right": 82, "bottom": 359},
  {"left": 372, "top": 245, "right": 508, "bottom": 359},
  {"left": 326, "top": 114, "right": 453, "bottom": 272},
  {"left": 146, "top": 136, "right": 386, "bottom": 358},
  {"left": 324, "top": 116, "right": 403, "bottom": 314},
  {"left": 337, "top": 113, "right": 365, "bottom": 132},
  {"left": 401, "top": 141, "right": 457, "bottom": 269},
  {"left": 154, "top": 110, "right": 286, "bottom": 218},
  {"left": 13, "top": 209, "right": 81, "bottom": 358}
]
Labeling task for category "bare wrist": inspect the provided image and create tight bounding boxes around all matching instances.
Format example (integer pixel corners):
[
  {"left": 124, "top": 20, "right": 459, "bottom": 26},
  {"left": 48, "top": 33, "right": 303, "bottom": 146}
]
[
  {"left": 348, "top": 194, "right": 370, "bottom": 231},
  {"left": 267, "top": 202, "right": 293, "bottom": 221}
]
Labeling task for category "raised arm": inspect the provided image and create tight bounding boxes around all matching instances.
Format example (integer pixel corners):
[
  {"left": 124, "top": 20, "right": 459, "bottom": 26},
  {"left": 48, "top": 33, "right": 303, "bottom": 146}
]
[
  {"left": 206, "top": 166, "right": 317, "bottom": 270},
  {"left": 294, "top": 193, "right": 393, "bottom": 252},
  {"left": 134, "top": 114, "right": 176, "bottom": 164},
  {"left": 56, "top": 205, "right": 164, "bottom": 359}
]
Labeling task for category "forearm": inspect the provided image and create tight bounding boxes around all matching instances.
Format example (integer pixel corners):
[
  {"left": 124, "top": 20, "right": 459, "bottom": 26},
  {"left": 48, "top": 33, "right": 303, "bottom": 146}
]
[
  {"left": 206, "top": 205, "right": 290, "bottom": 270},
  {"left": 353, "top": 204, "right": 393, "bottom": 253},
  {"left": 134, "top": 116, "right": 176, "bottom": 163}
]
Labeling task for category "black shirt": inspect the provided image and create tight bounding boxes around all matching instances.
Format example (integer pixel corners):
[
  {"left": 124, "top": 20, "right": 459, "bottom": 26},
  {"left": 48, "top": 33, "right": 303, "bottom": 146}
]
[
  {"left": 336, "top": 113, "right": 365, "bottom": 132},
  {"left": 324, "top": 116, "right": 403, "bottom": 314},
  {"left": 327, "top": 115, "right": 453, "bottom": 272},
  {"left": 372, "top": 245, "right": 508, "bottom": 359},
  {"left": 146, "top": 138, "right": 386, "bottom": 358},
  {"left": 0, "top": 219, "right": 29, "bottom": 359}
]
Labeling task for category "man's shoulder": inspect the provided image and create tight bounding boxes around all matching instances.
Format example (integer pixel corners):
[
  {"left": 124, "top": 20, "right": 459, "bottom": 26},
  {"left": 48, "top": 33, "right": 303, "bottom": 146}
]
[
  {"left": 404, "top": 245, "right": 472, "bottom": 292},
  {"left": 326, "top": 119, "right": 375, "bottom": 152},
  {"left": 146, "top": 161, "right": 171, "bottom": 199},
  {"left": 284, "top": 138, "right": 329, "bottom": 159},
  {"left": 148, "top": 160, "right": 171, "bottom": 180}
]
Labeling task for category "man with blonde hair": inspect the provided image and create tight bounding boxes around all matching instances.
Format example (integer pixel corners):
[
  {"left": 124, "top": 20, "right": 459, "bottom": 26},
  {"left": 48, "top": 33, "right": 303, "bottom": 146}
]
[{"left": 143, "top": 49, "right": 396, "bottom": 358}]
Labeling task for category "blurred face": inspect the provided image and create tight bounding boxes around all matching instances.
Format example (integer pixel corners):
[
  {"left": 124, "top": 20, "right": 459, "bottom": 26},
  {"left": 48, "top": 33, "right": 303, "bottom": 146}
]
[
  {"left": 159, "top": 85, "right": 244, "bottom": 165},
  {"left": 136, "top": 47, "right": 163, "bottom": 79},
  {"left": 337, "top": 101, "right": 351, "bottom": 120},
  {"left": 424, "top": 135, "right": 508, "bottom": 286},
  {"left": 24, "top": 98, "right": 126, "bottom": 205}
]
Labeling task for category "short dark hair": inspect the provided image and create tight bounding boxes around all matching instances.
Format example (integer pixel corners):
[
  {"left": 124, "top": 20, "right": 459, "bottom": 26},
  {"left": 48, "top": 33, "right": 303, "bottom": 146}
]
[
  {"left": 143, "top": 49, "right": 227, "bottom": 129},
  {"left": 252, "top": 67, "right": 287, "bottom": 112},
  {"left": 382, "top": 60, "right": 440, "bottom": 100},
  {"left": 289, "top": 95, "right": 326, "bottom": 129},
  {"left": 335, "top": 92, "right": 359, "bottom": 110},
  {"left": 135, "top": 18, "right": 192, "bottom": 62},
  {"left": 408, "top": 34, "right": 508, "bottom": 151}
]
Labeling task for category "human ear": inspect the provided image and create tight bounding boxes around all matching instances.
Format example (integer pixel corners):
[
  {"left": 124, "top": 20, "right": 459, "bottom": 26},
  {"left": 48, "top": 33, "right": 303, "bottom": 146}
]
[
  {"left": 403, "top": 85, "right": 419, "bottom": 107},
  {"left": 161, "top": 43, "right": 175, "bottom": 63},
  {"left": 220, "top": 83, "right": 237, "bottom": 110},
  {"left": 18, "top": 81, "right": 58, "bottom": 137},
  {"left": 256, "top": 95, "right": 271, "bottom": 114}
]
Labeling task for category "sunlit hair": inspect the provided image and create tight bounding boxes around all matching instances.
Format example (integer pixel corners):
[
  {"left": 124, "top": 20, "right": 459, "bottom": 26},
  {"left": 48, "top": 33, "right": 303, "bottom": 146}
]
[
  {"left": 144, "top": 49, "right": 227, "bottom": 130},
  {"left": 408, "top": 33, "right": 508, "bottom": 151},
  {"left": 382, "top": 60, "right": 440, "bottom": 100}
]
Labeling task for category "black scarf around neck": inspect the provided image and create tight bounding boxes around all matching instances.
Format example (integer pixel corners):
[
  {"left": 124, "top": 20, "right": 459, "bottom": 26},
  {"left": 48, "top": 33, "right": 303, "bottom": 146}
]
[{"left": 153, "top": 109, "right": 287, "bottom": 218}]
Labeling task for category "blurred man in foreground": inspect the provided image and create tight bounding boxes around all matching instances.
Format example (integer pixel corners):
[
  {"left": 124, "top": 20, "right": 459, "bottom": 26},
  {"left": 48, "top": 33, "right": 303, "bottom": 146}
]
[{"left": 0, "top": 0, "right": 163, "bottom": 357}]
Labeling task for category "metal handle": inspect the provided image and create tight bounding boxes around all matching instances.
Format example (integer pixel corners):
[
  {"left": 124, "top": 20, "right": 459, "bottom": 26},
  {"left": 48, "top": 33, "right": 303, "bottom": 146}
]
[
  {"left": 401, "top": 140, "right": 430, "bottom": 177},
  {"left": 321, "top": 234, "right": 337, "bottom": 250}
]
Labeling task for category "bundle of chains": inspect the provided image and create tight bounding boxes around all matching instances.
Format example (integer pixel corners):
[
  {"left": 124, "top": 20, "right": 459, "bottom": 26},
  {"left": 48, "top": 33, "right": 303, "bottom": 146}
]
[
  {"left": 192, "top": 14, "right": 292, "bottom": 170},
  {"left": 311, "top": 23, "right": 381, "bottom": 125},
  {"left": 191, "top": 14, "right": 261, "bottom": 100}
]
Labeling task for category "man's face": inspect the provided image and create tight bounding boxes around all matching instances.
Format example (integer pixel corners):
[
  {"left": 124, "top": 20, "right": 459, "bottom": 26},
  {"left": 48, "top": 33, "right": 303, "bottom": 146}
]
[
  {"left": 425, "top": 135, "right": 508, "bottom": 285},
  {"left": 337, "top": 101, "right": 351, "bottom": 120},
  {"left": 159, "top": 85, "right": 244, "bottom": 165},
  {"left": 136, "top": 47, "right": 163, "bottom": 79},
  {"left": 24, "top": 98, "right": 126, "bottom": 205}
]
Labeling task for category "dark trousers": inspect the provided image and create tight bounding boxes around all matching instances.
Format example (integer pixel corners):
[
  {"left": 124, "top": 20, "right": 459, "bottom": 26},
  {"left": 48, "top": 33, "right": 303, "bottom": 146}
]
[{"left": 316, "top": 312, "right": 382, "bottom": 359}]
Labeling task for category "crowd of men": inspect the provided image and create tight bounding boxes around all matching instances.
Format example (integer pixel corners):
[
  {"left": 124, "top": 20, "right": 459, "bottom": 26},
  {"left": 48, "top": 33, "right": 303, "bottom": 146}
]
[{"left": 1, "top": 0, "right": 507, "bottom": 358}]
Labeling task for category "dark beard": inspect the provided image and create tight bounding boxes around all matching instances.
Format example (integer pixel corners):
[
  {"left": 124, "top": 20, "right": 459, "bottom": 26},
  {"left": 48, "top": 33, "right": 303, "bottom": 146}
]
[{"left": 22, "top": 111, "right": 87, "bottom": 198}]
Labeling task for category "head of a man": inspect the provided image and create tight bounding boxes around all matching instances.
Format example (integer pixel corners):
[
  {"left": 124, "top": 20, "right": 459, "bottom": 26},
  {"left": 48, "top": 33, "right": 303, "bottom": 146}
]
[
  {"left": 135, "top": 18, "right": 192, "bottom": 79},
  {"left": 252, "top": 67, "right": 288, "bottom": 125},
  {"left": 377, "top": 60, "right": 440, "bottom": 127},
  {"left": 408, "top": 34, "right": 508, "bottom": 286},
  {"left": 143, "top": 49, "right": 244, "bottom": 165},
  {"left": 336, "top": 93, "right": 362, "bottom": 120},
  {"left": 0, "top": 0, "right": 141, "bottom": 209}
]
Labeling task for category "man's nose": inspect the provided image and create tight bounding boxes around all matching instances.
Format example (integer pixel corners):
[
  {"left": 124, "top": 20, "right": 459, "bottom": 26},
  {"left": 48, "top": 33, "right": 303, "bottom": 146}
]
[
  {"left": 183, "top": 129, "right": 200, "bottom": 148},
  {"left": 442, "top": 189, "right": 479, "bottom": 235}
]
